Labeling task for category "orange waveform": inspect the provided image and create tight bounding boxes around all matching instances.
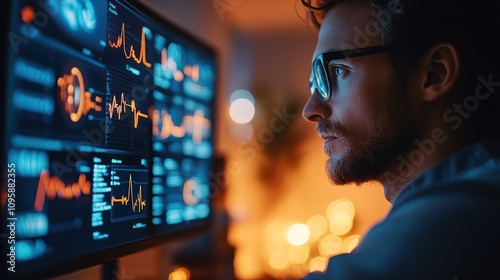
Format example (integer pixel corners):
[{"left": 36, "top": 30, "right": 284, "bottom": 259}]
[
  {"left": 183, "top": 179, "right": 200, "bottom": 206},
  {"left": 152, "top": 109, "right": 210, "bottom": 143},
  {"left": 109, "top": 23, "right": 151, "bottom": 68},
  {"left": 58, "top": 67, "right": 103, "bottom": 122},
  {"left": 110, "top": 174, "right": 146, "bottom": 213},
  {"left": 108, "top": 93, "right": 148, "bottom": 128},
  {"left": 34, "top": 170, "right": 91, "bottom": 212}
]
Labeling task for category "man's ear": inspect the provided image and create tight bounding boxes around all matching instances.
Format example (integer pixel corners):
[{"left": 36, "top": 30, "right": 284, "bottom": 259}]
[{"left": 420, "top": 43, "right": 461, "bottom": 102}]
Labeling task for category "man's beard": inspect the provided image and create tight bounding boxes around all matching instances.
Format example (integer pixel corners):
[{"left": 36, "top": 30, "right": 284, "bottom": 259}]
[{"left": 319, "top": 118, "right": 414, "bottom": 186}]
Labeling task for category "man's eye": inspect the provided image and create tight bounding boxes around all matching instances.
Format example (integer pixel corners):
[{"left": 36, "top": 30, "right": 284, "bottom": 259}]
[{"left": 334, "top": 67, "right": 345, "bottom": 76}]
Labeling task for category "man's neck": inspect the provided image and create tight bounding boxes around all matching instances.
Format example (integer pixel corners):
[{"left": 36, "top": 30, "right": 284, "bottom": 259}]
[{"left": 380, "top": 123, "right": 473, "bottom": 203}]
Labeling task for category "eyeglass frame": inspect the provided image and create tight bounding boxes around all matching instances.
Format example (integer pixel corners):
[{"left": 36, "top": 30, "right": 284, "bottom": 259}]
[{"left": 309, "top": 44, "right": 398, "bottom": 102}]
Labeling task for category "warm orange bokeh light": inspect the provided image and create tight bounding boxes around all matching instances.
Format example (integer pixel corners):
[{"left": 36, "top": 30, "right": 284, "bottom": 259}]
[
  {"left": 21, "top": 6, "right": 35, "bottom": 23},
  {"left": 168, "top": 267, "right": 190, "bottom": 280},
  {"left": 287, "top": 223, "right": 310, "bottom": 246}
]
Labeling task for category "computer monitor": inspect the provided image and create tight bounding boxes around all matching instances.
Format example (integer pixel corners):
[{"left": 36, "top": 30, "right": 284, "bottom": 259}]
[{"left": 1, "top": 0, "right": 217, "bottom": 278}]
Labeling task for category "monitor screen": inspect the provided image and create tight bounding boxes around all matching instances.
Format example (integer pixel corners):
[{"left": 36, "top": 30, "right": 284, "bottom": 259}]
[{"left": 1, "top": 0, "right": 217, "bottom": 278}]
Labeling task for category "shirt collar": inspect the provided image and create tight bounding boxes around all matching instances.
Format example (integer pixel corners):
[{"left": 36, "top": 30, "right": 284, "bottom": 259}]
[{"left": 393, "top": 141, "right": 500, "bottom": 205}]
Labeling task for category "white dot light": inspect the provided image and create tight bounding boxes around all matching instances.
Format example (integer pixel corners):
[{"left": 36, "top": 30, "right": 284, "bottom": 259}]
[
  {"left": 229, "top": 97, "right": 255, "bottom": 124},
  {"left": 286, "top": 223, "right": 310, "bottom": 246}
]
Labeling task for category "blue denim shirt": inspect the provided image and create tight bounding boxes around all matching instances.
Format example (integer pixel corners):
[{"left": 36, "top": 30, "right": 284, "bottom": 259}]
[{"left": 304, "top": 142, "right": 500, "bottom": 280}]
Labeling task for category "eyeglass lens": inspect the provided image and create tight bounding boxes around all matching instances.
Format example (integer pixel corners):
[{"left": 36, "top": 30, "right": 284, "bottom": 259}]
[{"left": 312, "top": 57, "right": 330, "bottom": 101}]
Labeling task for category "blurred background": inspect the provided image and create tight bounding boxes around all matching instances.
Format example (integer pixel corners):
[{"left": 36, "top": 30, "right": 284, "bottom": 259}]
[{"left": 51, "top": 0, "right": 391, "bottom": 279}]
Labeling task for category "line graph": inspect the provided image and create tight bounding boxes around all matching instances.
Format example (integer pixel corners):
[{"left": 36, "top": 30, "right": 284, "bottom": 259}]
[
  {"left": 109, "top": 22, "right": 151, "bottom": 68},
  {"left": 34, "top": 170, "right": 91, "bottom": 212},
  {"left": 111, "top": 174, "right": 147, "bottom": 213},
  {"left": 152, "top": 108, "right": 210, "bottom": 143},
  {"left": 108, "top": 93, "right": 149, "bottom": 128},
  {"left": 58, "top": 67, "right": 103, "bottom": 122}
]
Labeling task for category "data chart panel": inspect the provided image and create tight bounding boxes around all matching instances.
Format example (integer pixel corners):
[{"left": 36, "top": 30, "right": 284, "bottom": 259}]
[{"left": 1, "top": 0, "right": 216, "bottom": 278}]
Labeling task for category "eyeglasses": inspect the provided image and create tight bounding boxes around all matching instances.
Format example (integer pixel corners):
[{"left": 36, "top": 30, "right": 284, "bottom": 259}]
[{"left": 310, "top": 44, "right": 396, "bottom": 102}]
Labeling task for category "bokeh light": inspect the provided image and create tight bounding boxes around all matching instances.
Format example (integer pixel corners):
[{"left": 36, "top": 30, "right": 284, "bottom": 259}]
[
  {"left": 343, "top": 234, "right": 361, "bottom": 253},
  {"left": 329, "top": 212, "right": 353, "bottom": 236},
  {"left": 308, "top": 256, "right": 328, "bottom": 272},
  {"left": 286, "top": 223, "right": 310, "bottom": 246},
  {"left": 319, "top": 234, "right": 343, "bottom": 257},
  {"left": 229, "top": 89, "right": 256, "bottom": 124},
  {"left": 168, "top": 267, "right": 190, "bottom": 280},
  {"left": 229, "top": 98, "right": 255, "bottom": 124},
  {"left": 306, "top": 215, "right": 328, "bottom": 242},
  {"left": 264, "top": 199, "right": 362, "bottom": 279},
  {"left": 21, "top": 6, "right": 35, "bottom": 23},
  {"left": 326, "top": 199, "right": 355, "bottom": 220},
  {"left": 326, "top": 199, "right": 355, "bottom": 236}
]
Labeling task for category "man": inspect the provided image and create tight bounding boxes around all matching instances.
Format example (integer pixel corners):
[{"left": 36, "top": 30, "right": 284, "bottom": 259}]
[{"left": 301, "top": 0, "right": 500, "bottom": 279}]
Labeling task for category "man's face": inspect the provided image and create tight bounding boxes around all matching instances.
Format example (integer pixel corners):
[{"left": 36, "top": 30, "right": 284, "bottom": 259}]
[{"left": 302, "top": 1, "right": 417, "bottom": 186}]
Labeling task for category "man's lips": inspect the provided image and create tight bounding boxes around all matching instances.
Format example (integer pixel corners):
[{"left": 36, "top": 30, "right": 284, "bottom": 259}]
[
  {"left": 317, "top": 122, "right": 340, "bottom": 146},
  {"left": 319, "top": 133, "right": 338, "bottom": 144}
]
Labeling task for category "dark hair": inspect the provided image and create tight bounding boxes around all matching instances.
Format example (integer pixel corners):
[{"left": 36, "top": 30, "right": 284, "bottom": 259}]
[{"left": 302, "top": 0, "right": 500, "bottom": 141}]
